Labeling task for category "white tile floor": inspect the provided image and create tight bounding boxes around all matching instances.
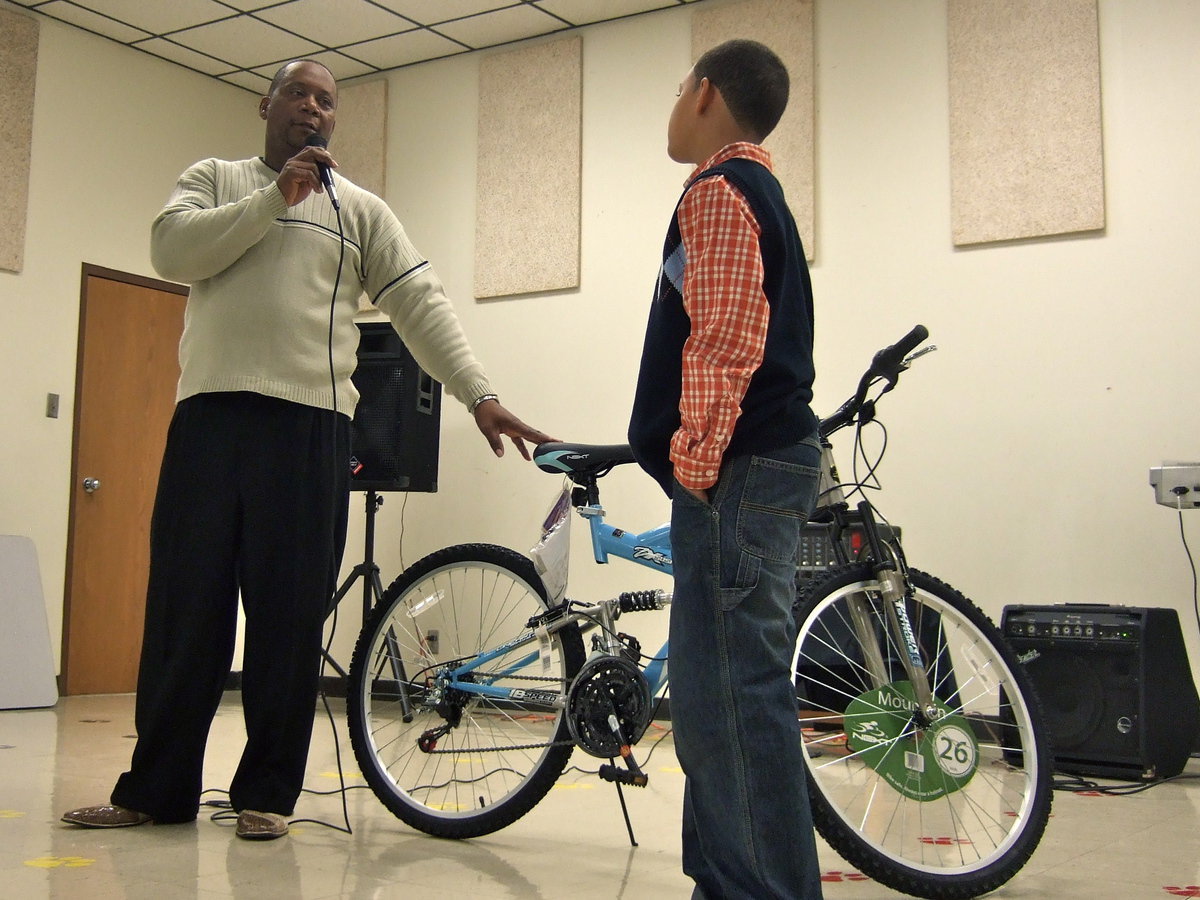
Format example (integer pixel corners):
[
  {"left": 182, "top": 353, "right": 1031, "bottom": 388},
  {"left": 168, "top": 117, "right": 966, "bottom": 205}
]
[{"left": 2, "top": 692, "right": 1199, "bottom": 899}]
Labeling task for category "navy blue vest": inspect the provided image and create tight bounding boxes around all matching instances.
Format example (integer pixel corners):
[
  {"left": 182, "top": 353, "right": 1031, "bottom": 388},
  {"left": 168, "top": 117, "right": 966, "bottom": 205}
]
[{"left": 628, "top": 157, "right": 817, "bottom": 497}]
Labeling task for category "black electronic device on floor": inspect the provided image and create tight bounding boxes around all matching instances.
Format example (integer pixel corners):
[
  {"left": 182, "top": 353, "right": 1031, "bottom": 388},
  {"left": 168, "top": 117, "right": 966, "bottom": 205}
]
[{"left": 1001, "top": 603, "right": 1200, "bottom": 780}]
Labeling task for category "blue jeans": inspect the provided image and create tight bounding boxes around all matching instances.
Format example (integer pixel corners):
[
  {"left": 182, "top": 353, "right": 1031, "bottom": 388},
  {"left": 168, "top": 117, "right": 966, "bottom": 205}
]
[{"left": 669, "top": 437, "right": 824, "bottom": 900}]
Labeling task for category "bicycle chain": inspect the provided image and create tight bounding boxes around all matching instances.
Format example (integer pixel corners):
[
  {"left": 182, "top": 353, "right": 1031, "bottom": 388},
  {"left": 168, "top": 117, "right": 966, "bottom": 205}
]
[
  {"left": 418, "top": 672, "right": 572, "bottom": 754},
  {"left": 422, "top": 738, "right": 575, "bottom": 754}
]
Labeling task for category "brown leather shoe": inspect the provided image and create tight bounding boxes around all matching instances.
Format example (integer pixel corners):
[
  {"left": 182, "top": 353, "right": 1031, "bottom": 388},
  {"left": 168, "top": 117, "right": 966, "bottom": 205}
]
[
  {"left": 235, "top": 809, "right": 288, "bottom": 840},
  {"left": 61, "top": 805, "right": 152, "bottom": 828}
]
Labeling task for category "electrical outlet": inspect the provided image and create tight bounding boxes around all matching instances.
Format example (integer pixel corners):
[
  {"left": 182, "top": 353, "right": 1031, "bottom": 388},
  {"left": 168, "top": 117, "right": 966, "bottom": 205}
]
[
  {"left": 1150, "top": 464, "right": 1200, "bottom": 508},
  {"left": 46, "top": 393, "right": 60, "bottom": 419}
]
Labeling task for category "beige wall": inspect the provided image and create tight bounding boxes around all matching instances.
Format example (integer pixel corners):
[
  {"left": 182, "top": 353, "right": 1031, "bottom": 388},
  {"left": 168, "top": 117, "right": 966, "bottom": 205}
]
[{"left": 5, "top": 0, "right": 1200, "bottom": 685}]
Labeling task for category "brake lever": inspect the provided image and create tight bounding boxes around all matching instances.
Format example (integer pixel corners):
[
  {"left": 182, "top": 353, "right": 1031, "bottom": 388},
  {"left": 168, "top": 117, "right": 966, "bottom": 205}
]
[{"left": 901, "top": 343, "right": 938, "bottom": 368}]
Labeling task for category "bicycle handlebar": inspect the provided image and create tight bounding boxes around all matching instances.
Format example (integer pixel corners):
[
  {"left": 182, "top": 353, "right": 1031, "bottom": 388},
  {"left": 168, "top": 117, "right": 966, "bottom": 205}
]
[
  {"left": 870, "top": 324, "right": 929, "bottom": 382},
  {"left": 819, "top": 324, "right": 931, "bottom": 438},
  {"left": 535, "top": 324, "right": 932, "bottom": 467}
]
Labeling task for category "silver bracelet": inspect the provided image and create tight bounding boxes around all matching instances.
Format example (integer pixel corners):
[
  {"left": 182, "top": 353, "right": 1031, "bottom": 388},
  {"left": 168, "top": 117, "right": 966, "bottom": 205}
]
[{"left": 469, "top": 393, "right": 499, "bottom": 413}]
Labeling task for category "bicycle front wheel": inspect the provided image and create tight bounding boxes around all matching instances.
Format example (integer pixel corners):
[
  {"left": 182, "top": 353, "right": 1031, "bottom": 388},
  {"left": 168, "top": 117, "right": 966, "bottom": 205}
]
[
  {"left": 347, "top": 543, "right": 585, "bottom": 838},
  {"left": 794, "top": 565, "right": 1052, "bottom": 899}
]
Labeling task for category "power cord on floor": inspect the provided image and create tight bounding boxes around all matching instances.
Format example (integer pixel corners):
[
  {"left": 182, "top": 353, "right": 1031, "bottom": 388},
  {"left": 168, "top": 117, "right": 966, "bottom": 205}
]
[{"left": 1052, "top": 770, "right": 1200, "bottom": 796}]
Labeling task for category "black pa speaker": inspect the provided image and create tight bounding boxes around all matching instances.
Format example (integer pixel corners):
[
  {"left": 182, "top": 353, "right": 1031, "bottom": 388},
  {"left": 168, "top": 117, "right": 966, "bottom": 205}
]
[
  {"left": 1001, "top": 604, "right": 1200, "bottom": 780},
  {"left": 349, "top": 322, "right": 441, "bottom": 492}
]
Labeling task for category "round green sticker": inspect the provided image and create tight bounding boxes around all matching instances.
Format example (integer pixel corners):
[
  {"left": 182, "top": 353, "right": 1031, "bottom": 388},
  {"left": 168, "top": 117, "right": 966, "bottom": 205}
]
[{"left": 843, "top": 681, "right": 978, "bottom": 801}]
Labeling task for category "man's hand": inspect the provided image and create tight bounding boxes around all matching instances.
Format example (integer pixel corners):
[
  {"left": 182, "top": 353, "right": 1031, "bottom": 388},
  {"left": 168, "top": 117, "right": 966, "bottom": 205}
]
[
  {"left": 680, "top": 484, "right": 710, "bottom": 504},
  {"left": 276, "top": 145, "right": 337, "bottom": 207},
  {"left": 472, "top": 399, "right": 556, "bottom": 460}
]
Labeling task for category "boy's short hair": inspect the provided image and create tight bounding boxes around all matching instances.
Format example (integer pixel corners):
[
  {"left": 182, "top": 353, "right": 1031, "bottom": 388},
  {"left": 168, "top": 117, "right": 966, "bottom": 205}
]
[{"left": 693, "top": 39, "right": 789, "bottom": 141}]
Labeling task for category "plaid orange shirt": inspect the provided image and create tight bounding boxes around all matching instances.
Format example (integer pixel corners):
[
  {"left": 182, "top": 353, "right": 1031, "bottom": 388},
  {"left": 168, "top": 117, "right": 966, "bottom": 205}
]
[{"left": 669, "top": 142, "right": 774, "bottom": 491}]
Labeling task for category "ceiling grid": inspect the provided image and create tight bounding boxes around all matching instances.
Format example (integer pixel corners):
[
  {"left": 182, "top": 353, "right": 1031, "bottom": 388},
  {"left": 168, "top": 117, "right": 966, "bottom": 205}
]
[{"left": 2, "top": 0, "right": 702, "bottom": 93}]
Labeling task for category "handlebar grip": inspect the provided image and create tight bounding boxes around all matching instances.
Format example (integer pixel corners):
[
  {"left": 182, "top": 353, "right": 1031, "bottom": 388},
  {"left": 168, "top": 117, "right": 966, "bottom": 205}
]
[{"left": 871, "top": 324, "right": 929, "bottom": 377}]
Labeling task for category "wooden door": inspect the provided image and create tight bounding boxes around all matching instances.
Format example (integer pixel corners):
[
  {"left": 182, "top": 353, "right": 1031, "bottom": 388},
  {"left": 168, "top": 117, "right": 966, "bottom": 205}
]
[{"left": 61, "top": 266, "right": 186, "bottom": 695}]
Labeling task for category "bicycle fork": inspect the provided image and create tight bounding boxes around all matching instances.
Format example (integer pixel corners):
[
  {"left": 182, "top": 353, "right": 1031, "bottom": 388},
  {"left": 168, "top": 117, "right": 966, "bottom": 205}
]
[{"left": 849, "top": 501, "right": 940, "bottom": 725}]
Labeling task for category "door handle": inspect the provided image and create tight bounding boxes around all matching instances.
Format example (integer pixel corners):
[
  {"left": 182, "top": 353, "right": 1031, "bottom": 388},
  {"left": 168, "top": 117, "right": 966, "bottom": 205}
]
[{"left": 83, "top": 477, "right": 101, "bottom": 494}]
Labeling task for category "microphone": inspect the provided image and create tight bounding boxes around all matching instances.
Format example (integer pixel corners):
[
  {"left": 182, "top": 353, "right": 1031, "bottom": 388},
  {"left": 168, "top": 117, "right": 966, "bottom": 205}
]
[{"left": 303, "top": 133, "right": 339, "bottom": 210}]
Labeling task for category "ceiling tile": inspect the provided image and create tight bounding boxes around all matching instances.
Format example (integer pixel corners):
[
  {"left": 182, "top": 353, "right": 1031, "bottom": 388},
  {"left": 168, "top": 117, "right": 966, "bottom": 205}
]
[
  {"left": 251, "top": 49, "right": 377, "bottom": 83},
  {"left": 370, "top": 1, "right": 515, "bottom": 27},
  {"left": 171, "top": 14, "right": 322, "bottom": 68},
  {"left": 342, "top": 27, "right": 465, "bottom": 69},
  {"left": 255, "top": 0, "right": 411, "bottom": 49},
  {"left": 133, "top": 37, "right": 236, "bottom": 75},
  {"left": 536, "top": 0, "right": 679, "bottom": 27},
  {"left": 65, "top": 0, "right": 231, "bottom": 34},
  {"left": 218, "top": 69, "right": 274, "bottom": 93},
  {"left": 209, "top": 0, "right": 291, "bottom": 10},
  {"left": 435, "top": 5, "right": 564, "bottom": 49},
  {"left": 34, "top": 0, "right": 150, "bottom": 42}
]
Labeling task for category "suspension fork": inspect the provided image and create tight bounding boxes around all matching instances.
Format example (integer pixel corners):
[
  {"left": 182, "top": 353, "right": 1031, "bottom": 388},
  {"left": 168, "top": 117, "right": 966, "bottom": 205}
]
[{"left": 855, "top": 501, "right": 939, "bottom": 722}]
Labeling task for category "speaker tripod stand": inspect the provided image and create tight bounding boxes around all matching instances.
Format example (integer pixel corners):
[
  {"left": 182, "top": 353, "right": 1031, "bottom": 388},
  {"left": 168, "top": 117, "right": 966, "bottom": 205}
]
[{"left": 323, "top": 489, "right": 386, "bottom": 679}]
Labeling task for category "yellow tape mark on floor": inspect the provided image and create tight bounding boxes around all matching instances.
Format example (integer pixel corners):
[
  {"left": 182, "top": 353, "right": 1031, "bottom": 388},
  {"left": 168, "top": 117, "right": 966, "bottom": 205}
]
[{"left": 24, "top": 856, "right": 96, "bottom": 868}]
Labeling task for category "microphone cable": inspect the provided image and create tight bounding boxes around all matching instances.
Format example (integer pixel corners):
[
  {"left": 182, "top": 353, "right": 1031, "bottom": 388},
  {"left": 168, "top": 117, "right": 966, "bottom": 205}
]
[{"left": 315, "top": 173, "right": 356, "bottom": 836}]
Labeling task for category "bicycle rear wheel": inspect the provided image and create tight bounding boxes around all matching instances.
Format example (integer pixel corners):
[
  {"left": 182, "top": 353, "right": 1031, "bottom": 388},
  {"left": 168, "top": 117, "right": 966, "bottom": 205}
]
[
  {"left": 794, "top": 565, "right": 1052, "bottom": 899},
  {"left": 347, "top": 543, "right": 585, "bottom": 838}
]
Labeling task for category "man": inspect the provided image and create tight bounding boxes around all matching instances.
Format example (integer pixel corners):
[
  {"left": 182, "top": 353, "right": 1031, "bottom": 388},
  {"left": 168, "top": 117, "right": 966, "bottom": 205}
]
[
  {"left": 628, "top": 41, "right": 825, "bottom": 897},
  {"left": 62, "top": 59, "right": 551, "bottom": 841}
]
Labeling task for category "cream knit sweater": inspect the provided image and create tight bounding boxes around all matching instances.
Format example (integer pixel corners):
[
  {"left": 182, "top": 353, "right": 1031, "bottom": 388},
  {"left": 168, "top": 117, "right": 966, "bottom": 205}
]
[{"left": 150, "top": 157, "right": 492, "bottom": 416}]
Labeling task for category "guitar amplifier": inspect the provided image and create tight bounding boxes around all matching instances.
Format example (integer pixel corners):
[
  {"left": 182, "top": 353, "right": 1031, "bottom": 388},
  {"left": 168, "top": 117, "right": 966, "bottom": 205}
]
[{"left": 1001, "top": 604, "right": 1200, "bottom": 779}]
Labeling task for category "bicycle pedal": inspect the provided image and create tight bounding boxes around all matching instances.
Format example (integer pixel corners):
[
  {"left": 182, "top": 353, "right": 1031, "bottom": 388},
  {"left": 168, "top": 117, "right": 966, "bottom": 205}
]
[{"left": 598, "top": 764, "right": 649, "bottom": 787}]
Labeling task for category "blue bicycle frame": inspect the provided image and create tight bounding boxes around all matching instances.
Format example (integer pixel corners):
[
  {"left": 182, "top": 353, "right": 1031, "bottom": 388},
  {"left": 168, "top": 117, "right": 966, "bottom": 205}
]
[
  {"left": 576, "top": 502, "right": 673, "bottom": 697},
  {"left": 435, "top": 493, "right": 675, "bottom": 706}
]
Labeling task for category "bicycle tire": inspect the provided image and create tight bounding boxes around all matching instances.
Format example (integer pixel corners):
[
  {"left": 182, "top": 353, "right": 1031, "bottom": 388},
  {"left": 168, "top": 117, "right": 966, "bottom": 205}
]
[
  {"left": 347, "top": 543, "right": 586, "bottom": 838},
  {"left": 794, "top": 565, "right": 1053, "bottom": 899}
]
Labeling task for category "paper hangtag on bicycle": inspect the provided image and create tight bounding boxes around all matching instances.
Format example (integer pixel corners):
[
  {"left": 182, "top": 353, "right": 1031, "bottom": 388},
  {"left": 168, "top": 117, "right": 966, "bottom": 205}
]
[
  {"left": 844, "top": 681, "right": 978, "bottom": 802},
  {"left": 530, "top": 486, "right": 572, "bottom": 603},
  {"left": 536, "top": 625, "right": 552, "bottom": 673}
]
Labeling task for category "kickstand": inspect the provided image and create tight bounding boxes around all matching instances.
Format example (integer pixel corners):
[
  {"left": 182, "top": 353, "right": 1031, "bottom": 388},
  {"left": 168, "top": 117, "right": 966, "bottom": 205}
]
[{"left": 609, "top": 758, "right": 639, "bottom": 847}]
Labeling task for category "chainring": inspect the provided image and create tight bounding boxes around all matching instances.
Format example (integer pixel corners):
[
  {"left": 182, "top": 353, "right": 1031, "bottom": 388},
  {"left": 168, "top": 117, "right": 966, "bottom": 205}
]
[{"left": 566, "top": 655, "right": 652, "bottom": 758}]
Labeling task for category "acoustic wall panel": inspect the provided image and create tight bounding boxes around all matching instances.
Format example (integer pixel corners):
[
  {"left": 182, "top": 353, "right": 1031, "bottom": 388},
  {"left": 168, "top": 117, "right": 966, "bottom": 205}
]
[
  {"left": 335, "top": 78, "right": 387, "bottom": 199},
  {"left": 692, "top": 0, "right": 815, "bottom": 260},
  {"left": 1, "top": 7, "right": 38, "bottom": 274},
  {"left": 474, "top": 36, "right": 582, "bottom": 299},
  {"left": 335, "top": 78, "right": 388, "bottom": 312},
  {"left": 948, "top": 0, "right": 1105, "bottom": 245}
]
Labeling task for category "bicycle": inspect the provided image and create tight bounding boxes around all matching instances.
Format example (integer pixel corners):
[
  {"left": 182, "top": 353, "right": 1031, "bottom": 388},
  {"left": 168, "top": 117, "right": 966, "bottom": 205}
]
[{"left": 345, "top": 326, "right": 1053, "bottom": 900}]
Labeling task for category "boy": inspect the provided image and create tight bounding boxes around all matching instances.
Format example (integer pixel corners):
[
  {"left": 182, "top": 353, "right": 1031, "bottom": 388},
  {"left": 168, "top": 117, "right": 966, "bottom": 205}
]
[{"left": 628, "top": 40, "right": 824, "bottom": 898}]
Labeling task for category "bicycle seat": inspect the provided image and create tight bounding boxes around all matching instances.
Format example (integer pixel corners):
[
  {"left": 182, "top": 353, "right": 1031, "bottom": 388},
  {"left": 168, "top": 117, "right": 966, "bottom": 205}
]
[{"left": 534, "top": 442, "right": 637, "bottom": 478}]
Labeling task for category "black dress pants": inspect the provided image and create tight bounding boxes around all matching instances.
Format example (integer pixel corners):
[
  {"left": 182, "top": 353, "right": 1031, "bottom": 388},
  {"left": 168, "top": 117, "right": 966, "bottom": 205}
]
[{"left": 111, "top": 392, "right": 350, "bottom": 822}]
